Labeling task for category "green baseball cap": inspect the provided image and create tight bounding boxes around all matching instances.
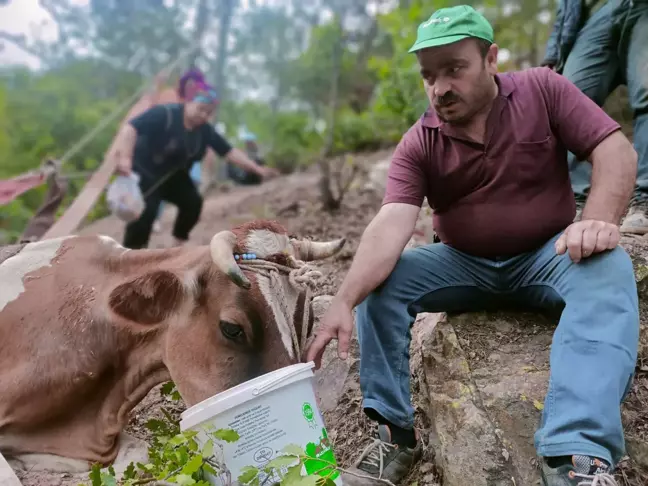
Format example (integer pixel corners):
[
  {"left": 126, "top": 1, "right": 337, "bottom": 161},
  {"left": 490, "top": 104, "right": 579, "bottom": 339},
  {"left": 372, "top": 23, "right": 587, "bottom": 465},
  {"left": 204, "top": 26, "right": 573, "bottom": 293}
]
[{"left": 408, "top": 5, "right": 494, "bottom": 53}]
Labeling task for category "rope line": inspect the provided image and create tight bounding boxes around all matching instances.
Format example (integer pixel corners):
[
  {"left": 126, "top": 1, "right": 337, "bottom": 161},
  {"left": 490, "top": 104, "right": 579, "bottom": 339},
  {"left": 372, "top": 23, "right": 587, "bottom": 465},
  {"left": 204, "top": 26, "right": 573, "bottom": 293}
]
[{"left": 238, "top": 259, "right": 323, "bottom": 360}]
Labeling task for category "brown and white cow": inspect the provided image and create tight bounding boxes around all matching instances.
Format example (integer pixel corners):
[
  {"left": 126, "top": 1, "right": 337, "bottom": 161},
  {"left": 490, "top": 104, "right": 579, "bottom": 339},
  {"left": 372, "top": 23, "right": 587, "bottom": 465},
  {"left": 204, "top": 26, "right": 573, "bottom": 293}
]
[{"left": 0, "top": 220, "right": 344, "bottom": 472}]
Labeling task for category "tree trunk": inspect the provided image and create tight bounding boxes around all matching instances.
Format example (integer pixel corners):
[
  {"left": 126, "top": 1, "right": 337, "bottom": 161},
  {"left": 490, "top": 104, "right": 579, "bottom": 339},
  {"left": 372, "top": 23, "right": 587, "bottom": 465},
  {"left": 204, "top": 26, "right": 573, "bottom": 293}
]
[
  {"left": 214, "top": 0, "right": 235, "bottom": 96},
  {"left": 318, "top": 11, "right": 344, "bottom": 211},
  {"left": 208, "top": 0, "right": 235, "bottom": 186},
  {"left": 186, "top": 0, "right": 211, "bottom": 69}
]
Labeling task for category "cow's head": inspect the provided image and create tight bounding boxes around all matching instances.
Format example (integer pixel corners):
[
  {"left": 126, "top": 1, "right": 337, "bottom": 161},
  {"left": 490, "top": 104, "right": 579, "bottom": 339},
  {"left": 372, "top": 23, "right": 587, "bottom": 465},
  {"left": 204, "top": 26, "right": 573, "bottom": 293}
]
[{"left": 107, "top": 220, "right": 345, "bottom": 406}]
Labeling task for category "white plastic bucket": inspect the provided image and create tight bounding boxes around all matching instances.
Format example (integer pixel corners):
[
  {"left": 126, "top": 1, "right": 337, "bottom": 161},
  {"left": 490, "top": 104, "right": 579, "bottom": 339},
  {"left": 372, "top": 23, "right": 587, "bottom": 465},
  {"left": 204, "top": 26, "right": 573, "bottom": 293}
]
[{"left": 180, "top": 362, "right": 343, "bottom": 486}]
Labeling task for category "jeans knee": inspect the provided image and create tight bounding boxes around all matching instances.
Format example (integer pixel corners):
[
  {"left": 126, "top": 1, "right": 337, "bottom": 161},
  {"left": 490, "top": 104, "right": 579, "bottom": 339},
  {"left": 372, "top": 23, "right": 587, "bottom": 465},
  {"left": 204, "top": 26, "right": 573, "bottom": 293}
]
[
  {"left": 358, "top": 249, "right": 429, "bottom": 320},
  {"left": 597, "top": 246, "right": 635, "bottom": 283}
]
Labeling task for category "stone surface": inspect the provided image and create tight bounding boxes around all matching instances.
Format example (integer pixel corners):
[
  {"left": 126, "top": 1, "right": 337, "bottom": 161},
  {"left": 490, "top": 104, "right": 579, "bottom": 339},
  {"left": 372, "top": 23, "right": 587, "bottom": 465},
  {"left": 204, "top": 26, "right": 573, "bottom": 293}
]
[
  {"left": 0, "top": 451, "right": 22, "bottom": 486},
  {"left": 418, "top": 305, "right": 648, "bottom": 485},
  {"left": 8, "top": 433, "right": 148, "bottom": 486},
  {"left": 311, "top": 295, "right": 355, "bottom": 412},
  {"left": 417, "top": 313, "right": 520, "bottom": 486},
  {"left": 112, "top": 432, "right": 149, "bottom": 475},
  {"left": 453, "top": 311, "right": 554, "bottom": 485}
]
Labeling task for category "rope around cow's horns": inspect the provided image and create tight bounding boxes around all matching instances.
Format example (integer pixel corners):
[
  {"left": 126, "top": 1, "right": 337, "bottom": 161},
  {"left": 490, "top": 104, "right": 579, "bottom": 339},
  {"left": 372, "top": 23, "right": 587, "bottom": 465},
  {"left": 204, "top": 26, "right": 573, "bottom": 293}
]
[{"left": 237, "top": 257, "right": 323, "bottom": 361}]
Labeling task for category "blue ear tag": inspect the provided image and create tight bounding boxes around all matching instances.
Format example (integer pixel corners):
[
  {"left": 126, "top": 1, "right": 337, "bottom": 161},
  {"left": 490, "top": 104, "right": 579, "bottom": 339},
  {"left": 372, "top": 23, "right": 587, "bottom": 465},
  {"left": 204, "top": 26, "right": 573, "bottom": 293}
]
[{"left": 233, "top": 253, "right": 257, "bottom": 261}]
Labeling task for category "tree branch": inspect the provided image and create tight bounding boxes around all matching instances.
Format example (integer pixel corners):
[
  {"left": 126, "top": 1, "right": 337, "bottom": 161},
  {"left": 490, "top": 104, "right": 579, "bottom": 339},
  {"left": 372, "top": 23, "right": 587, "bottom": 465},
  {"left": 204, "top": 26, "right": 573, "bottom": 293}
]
[
  {"left": 39, "top": 0, "right": 69, "bottom": 45},
  {"left": 0, "top": 31, "right": 47, "bottom": 62}
]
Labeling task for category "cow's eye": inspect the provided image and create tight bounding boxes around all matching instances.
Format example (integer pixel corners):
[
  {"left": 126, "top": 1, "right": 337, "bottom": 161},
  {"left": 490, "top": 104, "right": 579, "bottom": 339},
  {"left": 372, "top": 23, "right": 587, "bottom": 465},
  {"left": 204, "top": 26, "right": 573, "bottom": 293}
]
[{"left": 220, "top": 320, "right": 244, "bottom": 341}]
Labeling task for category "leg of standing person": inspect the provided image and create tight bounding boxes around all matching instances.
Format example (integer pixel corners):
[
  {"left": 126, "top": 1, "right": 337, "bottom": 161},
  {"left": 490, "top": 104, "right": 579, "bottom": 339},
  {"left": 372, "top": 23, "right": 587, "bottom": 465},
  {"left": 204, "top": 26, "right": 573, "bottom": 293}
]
[
  {"left": 162, "top": 170, "right": 203, "bottom": 246},
  {"left": 560, "top": 1, "right": 621, "bottom": 217},
  {"left": 619, "top": 6, "right": 648, "bottom": 234},
  {"left": 123, "top": 173, "right": 163, "bottom": 249}
]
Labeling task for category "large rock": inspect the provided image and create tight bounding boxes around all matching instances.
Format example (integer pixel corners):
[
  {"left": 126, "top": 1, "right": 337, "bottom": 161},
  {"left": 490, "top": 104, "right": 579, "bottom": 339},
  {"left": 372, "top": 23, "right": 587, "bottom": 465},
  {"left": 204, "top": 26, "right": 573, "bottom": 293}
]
[
  {"left": 416, "top": 313, "right": 525, "bottom": 486},
  {"left": 417, "top": 237, "right": 648, "bottom": 485},
  {"left": 312, "top": 295, "right": 356, "bottom": 413},
  {"left": 0, "top": 452, "right": 21, "bottom": 486}
]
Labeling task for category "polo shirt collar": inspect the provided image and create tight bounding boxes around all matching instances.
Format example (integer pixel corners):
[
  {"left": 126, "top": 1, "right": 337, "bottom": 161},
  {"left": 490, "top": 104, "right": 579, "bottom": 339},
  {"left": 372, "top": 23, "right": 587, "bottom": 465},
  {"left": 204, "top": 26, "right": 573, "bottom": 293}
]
[{"left": 421, "top": 73, "right": 516, "bottom": 129}]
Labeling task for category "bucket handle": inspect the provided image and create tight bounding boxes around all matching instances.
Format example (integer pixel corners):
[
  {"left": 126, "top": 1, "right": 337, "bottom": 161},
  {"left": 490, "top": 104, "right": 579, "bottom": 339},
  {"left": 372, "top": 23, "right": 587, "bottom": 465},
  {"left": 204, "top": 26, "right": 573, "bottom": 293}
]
[{"left": 252, "top": 362, "right": 314, "bottom": 396}]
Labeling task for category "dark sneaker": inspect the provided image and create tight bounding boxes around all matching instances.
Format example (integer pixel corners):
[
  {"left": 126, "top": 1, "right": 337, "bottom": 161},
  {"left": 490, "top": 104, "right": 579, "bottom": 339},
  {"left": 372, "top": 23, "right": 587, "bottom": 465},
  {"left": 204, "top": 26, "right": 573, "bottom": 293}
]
[
  {"left": 341, "top": 424, "right": 422, "bottom": 486},
  {"left": 541, "top": 455, "right": 617, "bottom": 485}
]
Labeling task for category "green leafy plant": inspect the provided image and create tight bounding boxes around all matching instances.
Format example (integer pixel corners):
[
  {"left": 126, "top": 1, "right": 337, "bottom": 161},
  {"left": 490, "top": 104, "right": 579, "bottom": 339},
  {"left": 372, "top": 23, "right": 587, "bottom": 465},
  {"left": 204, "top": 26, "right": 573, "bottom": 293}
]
[
  {"left": 84, "top": 382, "right": 239, "bottom": 486},
  {"left": 235, "top": 444, "right": 338, "bottom": 486},
  {"left": 81, "top": 381, "right": 387, "bottom": 486}
]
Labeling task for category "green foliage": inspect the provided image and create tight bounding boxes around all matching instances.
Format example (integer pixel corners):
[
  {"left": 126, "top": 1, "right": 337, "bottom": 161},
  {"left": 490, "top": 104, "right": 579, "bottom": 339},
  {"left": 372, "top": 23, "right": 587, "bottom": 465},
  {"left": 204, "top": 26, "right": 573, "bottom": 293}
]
[
  {"left": 333, "top": 109, "right": 384, "bottom": 154},
  {"left": 83, "top": 387, "right": 230, "bottom": 486},
  {"left": 161, "top": 381, "right": 182, "bottom": 402},
  {"left": 1, "top": 0, "right": 630, "bottom": 243},
  {"left": 0, "top": 61, "right": 139, "bottom": 244},
  {"left": 82, "top": 390, "right": 340, "bottom": 486}
]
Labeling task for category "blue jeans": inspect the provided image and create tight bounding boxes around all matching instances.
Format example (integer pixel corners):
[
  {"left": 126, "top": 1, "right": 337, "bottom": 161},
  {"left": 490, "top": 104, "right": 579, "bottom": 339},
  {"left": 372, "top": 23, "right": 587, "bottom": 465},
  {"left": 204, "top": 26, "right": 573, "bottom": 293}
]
[
  {"left": 356, "top": 232, "right": 639, "bottom": 465},
  {"left": 562, "top": 0, "right": 648, "bottom": 204},
  {"left": 157, "top": 162, "right": 202, "bottom": 220}
]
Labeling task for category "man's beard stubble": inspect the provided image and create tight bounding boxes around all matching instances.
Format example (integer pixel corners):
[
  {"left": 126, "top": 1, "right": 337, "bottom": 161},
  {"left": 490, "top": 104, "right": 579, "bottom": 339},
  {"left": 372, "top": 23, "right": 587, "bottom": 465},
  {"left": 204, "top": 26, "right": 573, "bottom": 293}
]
[{"left": 434, "top": 73, "right": 494, "bottom": 127}]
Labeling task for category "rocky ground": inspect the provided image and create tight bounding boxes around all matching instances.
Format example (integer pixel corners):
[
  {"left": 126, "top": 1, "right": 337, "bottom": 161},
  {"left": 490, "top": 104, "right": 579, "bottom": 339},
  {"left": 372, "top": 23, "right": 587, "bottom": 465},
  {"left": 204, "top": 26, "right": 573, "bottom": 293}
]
[{"left": 12, "top": 147, "right": 648, "bottom": 486}]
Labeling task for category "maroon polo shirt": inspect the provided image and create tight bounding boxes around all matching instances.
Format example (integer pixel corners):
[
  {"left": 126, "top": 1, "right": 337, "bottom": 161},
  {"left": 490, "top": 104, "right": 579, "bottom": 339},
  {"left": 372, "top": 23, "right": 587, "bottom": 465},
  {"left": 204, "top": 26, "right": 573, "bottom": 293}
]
[{"left": 383, "top": 66, "right": 621, "bottom": 258}]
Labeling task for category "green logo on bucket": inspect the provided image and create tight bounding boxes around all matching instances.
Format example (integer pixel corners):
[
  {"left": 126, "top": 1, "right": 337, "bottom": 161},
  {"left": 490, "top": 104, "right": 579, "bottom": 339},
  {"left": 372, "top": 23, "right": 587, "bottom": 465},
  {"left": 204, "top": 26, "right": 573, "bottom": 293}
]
[{"left": 302, "top": 402, "right": 315, "bottom": 423}]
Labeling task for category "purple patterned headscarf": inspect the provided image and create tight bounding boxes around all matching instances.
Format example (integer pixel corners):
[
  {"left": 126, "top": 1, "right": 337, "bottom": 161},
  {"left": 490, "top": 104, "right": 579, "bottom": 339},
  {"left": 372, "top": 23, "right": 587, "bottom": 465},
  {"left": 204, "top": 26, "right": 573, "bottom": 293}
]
[
  {"left": 192, "top": 85, "right": 220, "bottom": 105},
  {"left": 178, "top": 68, "right": 206, "bottom": 100}
]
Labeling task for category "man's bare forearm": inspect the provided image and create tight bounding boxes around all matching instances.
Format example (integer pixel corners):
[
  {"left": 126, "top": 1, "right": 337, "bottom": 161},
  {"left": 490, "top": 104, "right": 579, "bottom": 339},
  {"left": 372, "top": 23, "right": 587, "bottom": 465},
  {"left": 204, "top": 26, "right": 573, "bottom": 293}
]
[
  {"left": 335, "top": 203, "right": 419, "bottom": 308},
  {"left": 582, "top": 130, "right": 637, "bottom": 224}
]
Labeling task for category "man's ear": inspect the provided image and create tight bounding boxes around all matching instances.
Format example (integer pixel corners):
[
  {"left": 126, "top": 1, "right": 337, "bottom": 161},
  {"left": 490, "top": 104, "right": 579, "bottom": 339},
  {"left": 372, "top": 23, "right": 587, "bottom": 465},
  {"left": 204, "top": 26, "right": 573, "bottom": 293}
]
[{"left": 108, "top": 270, "right": 186, "bottom": 324}]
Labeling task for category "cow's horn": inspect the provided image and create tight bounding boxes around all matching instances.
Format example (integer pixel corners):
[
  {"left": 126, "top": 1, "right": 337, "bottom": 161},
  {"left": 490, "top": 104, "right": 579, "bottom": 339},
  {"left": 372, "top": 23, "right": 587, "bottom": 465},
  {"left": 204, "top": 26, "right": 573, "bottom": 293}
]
[
  {"left": 210, "top": 231, "right": 251, "bottom": 289},
  {"left": 290, "top": 237, "right": 346, "bottom": 261}
]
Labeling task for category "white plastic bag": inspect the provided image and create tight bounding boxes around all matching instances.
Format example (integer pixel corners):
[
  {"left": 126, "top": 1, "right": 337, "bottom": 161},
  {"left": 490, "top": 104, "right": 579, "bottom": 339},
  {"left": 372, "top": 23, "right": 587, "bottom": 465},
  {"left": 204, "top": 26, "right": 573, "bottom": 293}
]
[{"left": 107, "top": 173, "right": 145, "bottom": 223}]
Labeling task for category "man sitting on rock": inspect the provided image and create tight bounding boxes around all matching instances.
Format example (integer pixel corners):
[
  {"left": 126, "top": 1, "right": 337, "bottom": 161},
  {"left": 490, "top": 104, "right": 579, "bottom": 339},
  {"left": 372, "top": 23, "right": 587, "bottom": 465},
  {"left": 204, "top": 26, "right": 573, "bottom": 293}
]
[{"left": 306, "top": 5, "right": 639, "bottom": 486}]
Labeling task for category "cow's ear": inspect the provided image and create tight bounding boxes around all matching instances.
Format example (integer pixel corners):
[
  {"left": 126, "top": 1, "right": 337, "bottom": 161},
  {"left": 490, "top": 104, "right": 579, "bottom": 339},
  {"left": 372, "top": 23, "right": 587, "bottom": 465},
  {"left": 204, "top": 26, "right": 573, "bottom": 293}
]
[{"left": 108, "top": 270, "right": 185, "bottom": 324}]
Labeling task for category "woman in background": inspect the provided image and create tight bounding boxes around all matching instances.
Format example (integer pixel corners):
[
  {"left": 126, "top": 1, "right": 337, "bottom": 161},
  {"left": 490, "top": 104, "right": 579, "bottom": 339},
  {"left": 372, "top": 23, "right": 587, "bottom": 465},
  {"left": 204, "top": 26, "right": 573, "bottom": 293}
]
[{"left": 111, "top": 82, "right": 276, "bottom": 249}]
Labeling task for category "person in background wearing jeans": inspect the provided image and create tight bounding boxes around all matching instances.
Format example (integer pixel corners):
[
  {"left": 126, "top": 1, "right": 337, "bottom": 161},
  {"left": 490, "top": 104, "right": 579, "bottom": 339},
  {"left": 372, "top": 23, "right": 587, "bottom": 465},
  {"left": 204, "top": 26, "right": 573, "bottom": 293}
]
[
  {"left": 541, "top": 0, "right": 648, "bottom": 234},
  {"left": 306, "top": 5, "right": 639, "bottom": 486},
  {"left": 111, "top": 84, "right": 277, "bottom": 249}
]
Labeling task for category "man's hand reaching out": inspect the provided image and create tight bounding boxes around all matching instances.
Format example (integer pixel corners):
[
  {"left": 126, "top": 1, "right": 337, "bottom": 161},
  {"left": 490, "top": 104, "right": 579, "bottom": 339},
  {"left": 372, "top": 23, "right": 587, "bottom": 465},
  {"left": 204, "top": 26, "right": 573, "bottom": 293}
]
[{"left": 305, "top": 297, "right": 355, "bottom": 369}]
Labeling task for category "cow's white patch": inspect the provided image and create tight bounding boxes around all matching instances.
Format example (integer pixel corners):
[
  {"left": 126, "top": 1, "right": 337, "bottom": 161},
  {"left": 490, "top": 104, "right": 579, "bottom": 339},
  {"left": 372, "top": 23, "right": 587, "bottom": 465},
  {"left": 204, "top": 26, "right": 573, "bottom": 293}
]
[
  {"left": 255, "top": 271, "right": 299, "bottom": 359},
  {"left": 0, "top": 236, "right": 71, "bottom": 312},
  {"left": 246, "top": 229, "right": 291, "bottom": 259}
]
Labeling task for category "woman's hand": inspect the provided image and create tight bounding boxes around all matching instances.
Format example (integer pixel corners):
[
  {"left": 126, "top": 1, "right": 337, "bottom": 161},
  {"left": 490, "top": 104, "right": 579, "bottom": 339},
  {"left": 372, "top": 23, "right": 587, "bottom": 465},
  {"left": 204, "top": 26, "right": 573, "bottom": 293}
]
[
  {"left": 115, "top": 156, "right": 133, "bottom": 176},
  {"left": 259, "top": 166, "right": 280, "bottom": 180}
]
